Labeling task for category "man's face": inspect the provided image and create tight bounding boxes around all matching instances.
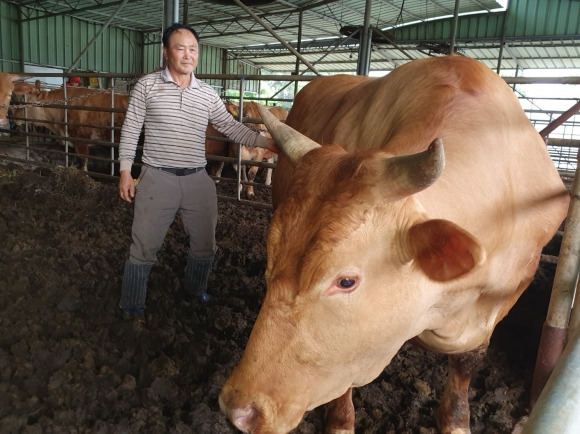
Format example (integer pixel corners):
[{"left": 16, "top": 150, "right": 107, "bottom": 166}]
[{"left": 163, "top": 29, "right": 199, "bottom": 77}]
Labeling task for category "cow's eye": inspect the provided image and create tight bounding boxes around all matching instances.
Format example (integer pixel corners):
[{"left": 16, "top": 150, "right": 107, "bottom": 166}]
[
  {"left": 338, "top": 278, "right": 356, "bottom": 289},
  {"left": 325, "top": 274, "right": 360, "bottom": 296}
]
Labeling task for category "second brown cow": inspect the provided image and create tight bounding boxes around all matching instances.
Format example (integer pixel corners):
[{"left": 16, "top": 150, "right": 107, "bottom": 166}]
[
  {"left": 12, "top": 83, "right": 129, "bottom": 171},
  {"left": 207, "top": 101, "right": 285, "bottom": 197}
]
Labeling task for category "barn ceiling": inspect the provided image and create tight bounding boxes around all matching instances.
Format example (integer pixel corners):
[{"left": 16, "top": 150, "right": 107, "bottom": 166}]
[{"left": 6, "top": 0, "right": 580, "bottom": 75}]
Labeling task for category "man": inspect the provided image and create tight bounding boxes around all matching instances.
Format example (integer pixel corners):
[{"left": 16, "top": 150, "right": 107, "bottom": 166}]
[
  {"left": 117, "top": 23, "right": 276, "bottom": 320},
  {"left": 66, "top": 76, "right": 81, "bottom": 87}
]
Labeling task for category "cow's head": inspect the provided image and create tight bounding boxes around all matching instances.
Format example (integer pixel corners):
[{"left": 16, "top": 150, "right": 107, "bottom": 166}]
[
  {"left": 0, "top": 73, "right": 25, "bottom": 127},
  {"left": 219, "top": 106, "right": 484, "bottom": 433},
  {"left": 8, "top": 81, "right": 41, "bottom": 129}
]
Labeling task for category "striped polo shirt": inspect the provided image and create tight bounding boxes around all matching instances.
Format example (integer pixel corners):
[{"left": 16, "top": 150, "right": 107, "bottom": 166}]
[{"left": 118, "top": 68, "right": 263, "bottom": 172}]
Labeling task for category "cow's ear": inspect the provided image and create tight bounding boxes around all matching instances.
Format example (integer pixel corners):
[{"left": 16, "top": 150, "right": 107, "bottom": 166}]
[{"left": 408, "top": 219, "right": 485, "bottom": 282}]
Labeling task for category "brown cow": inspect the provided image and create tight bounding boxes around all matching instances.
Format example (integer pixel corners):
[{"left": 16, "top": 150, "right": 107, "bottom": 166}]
[
  {"left": 12, "top": 84, "right": 129, "bottom": 170},
  {"left": 219, "top": 56, "right": 570, "bottom": 433},
  {"left": 204, "top": 101, "right": 243, "bottom": 181},
  {"left": 0, "top": 72, "right": 22, "bottom": 129},
  {"left": 211, "top": 101, "right": 283, "bottom": 196},
  {"left": 230, "top": 102, "right": 282, "bottom": 197},
  {"left": 205, "top": 122, "right": 231, "bottom": 179}
]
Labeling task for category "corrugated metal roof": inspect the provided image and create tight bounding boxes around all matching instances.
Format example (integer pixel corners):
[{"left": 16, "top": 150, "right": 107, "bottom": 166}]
[{"left": 4, "top": 0, "right": 580, "bottom": 74}]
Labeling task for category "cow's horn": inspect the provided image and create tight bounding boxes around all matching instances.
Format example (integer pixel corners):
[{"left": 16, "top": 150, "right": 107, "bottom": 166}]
[
  {"left": 257, "top": 104, "right": 320, "bottom": 163},
  {"left": 383, "top": 138, "right": 445, "bottom": 194}
]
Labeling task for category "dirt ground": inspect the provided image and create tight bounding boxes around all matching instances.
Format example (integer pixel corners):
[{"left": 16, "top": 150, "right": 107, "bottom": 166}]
[{"left": 0, "top": 161, "right": 562, "bottom": 433}]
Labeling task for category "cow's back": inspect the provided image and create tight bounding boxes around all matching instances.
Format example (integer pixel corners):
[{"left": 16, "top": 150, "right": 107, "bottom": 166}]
[
  {"left": 267, "top": 105, "right": 288, "bottom": 122},
  {"left": 276, "top": 56, "right": 567, "bottom": 250}
]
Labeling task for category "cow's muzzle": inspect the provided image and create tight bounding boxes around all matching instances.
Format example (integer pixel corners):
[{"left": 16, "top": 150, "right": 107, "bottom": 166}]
[
  {"left": 219, "top": 383, "right": 304, "bottom": 434},
  {"left": 219, "top": 386, "right": 261, "bottom": 433}
]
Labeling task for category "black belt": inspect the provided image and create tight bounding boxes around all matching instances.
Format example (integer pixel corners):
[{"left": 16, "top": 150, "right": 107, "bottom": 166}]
[{"left": 156, "top": 166, "right": 205, "bottom": 176}]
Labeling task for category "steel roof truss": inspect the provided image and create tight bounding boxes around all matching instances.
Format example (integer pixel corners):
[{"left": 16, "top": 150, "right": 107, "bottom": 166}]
[
  {"left": 375, "top": 0, "right": 423, "bottom": 22},
  {"left": 233, "top": 0, "right": 321, "bottom": 75},
  {"left": 204, "top": 24, "right": 298, "bottom": 41},
  {"left": 503, "top": 42, "right": 524, "bottom": 71},
  {"left": 19, "top": 0, "right": 129, "bottom": 23}
]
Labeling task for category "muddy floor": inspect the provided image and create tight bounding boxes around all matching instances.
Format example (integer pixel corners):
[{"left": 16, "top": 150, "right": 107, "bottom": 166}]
[{"left": 0, "top": 161, "right": 562, "bottom": 433}]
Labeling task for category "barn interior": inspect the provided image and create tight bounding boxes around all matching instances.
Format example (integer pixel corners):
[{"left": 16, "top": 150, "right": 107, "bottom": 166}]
[{"left": 0, "top": 1, "right": 579, "bottom": 433}]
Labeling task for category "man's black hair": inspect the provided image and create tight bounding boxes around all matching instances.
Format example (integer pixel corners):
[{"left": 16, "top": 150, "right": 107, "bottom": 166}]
[{"left": 162, "top": 23, "right": 200, "bottom": 47}]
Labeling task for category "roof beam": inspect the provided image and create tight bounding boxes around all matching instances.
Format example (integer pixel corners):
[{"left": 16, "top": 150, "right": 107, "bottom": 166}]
[
  {"left": 540, "top": 100, "right": 580, "bottom": 138},
  {"left": 18, "top": 0, "right": 129, "bottom": 23},
  {"left": 503, "top": 42, "right": 524, "bottom": 71},
  {"left": 232, "top": 0, "right": 321, "bottom": 75},
  {"left": 67, "top": 0, "right": 130, "bottom": 71}
]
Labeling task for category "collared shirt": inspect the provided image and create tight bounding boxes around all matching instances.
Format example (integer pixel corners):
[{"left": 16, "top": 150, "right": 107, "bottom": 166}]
[{"left": 118, "top": 68, "right": 263, "bottom": 171}]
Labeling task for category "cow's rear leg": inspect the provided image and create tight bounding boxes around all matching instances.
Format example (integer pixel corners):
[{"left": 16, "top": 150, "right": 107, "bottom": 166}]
[
  {"left": 234, "top": 163, "right": 249, "bottom": 196},
  {"left": 436, "top": 345, "right": 488, "bottom": 434},
  {"left": 212, "top": 161, "right": 225, "bottom": 182},
  {"left": 264, "top": 157, "right": 274, "bottom": 186},
  {"left": 324, "top": 388, "right": 355, "bottom": 434},
  {"left": 74, "top": 143, "right": 90, "bottom": 171},
  {"left": 246, "top": 164, "right": 259, "bottom": 197}
]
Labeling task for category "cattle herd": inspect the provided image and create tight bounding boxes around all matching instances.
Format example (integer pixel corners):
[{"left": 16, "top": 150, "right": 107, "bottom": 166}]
[{"left": 0, "top": 55, "right": 572, "bottom": 434}]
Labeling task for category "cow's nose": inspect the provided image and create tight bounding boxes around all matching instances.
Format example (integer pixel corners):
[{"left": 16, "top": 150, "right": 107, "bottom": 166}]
[
  {"left": 230, "top": 404, "right": 261, "bottom": 433},
  {"left": 219, "top": 390, "right": 262, "bottom": 433}
]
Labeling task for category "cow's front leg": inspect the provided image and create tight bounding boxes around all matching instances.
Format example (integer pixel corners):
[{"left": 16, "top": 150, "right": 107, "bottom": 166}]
[
  {"left": 436, "top": 345, "right": 488, "bottom": 434},
  {"left": 324, "top": 387, "right": 355, "bottom": 434}
]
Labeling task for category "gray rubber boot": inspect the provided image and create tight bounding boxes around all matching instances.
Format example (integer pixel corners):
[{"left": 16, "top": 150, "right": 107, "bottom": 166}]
[
  {"left": 185, "top": 255, "right": 214, "bottom": 303},
  {"left": 119, "top": 261, "right": 153, "bottom": 319}
]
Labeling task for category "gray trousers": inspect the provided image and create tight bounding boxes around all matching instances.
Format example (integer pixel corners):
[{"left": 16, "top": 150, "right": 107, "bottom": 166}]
[{"left": 128, "top": 165, "right": 218, "bottom": 265}]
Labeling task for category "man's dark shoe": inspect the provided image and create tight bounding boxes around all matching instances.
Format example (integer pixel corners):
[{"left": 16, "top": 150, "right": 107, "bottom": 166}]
[
  {"left": 185, "top": 255, "right": 214, "bottom": 304},
  {"left": 123, "top": 306, "right": 145, "bottom": 320},
  {"left": 185, "top": 291, "right": 214, "bottom": 304},
  {"left": 197, "top": 292, "right": 214, "bottom": 303}
]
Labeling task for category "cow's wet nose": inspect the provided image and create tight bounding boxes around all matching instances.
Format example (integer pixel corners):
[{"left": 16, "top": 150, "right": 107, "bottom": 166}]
[
  {"left": 230, "top": 404, "right": 260, "bottom": 433},
  {"left": 219, "top": 388, "right": 263, "bottom": 433}
]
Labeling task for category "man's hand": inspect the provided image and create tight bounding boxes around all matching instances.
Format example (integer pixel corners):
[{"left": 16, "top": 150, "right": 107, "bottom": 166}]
[
  {"left": 265, "top": 137, "right": 280, "bottom": 154},
  {"left": 119, "top": 170, "right": 135, "bottom": 203},
  {"left": 254, "top": 134, "right": 280, "bottom": 154}
]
